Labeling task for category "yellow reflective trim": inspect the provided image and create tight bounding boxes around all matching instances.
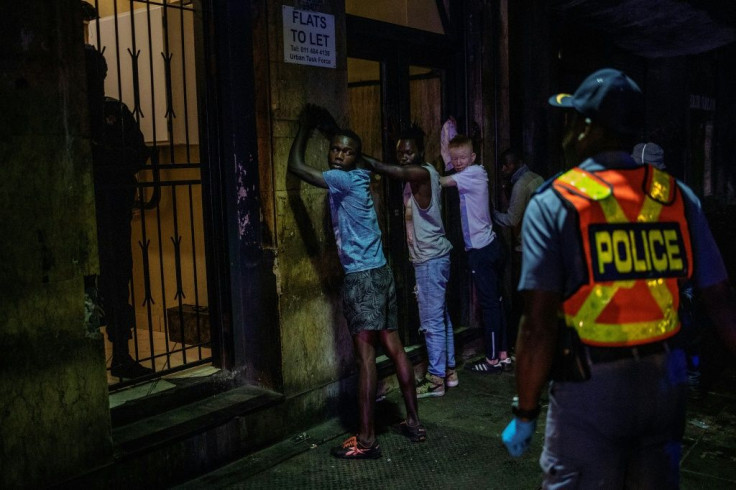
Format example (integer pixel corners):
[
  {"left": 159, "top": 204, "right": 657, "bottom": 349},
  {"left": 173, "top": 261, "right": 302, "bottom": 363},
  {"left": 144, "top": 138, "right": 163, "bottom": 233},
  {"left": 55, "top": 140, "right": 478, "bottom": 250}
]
[
  {"left": 638, "top": 168, "right": 669, "bottom": 222},
  {"left": 556, "top": 93, "right": 571, "bottom": 104},
  {"left": 646, "top": 278, "right": 676, "bottom": 330},
  {"left": 598, "top": 196, "right": 627, "bottom": 223},
  {"left": 564, "top": 167, "right": 680, "bottom": 345},
  {"left": 649, "top": 168, "right": 672, "bottom": 202},
  {"left": 564, "top": 315, "right": 679, "bottom": 344},
  {"left": 638, "top": 197, "right": 663, "bottom": 222},
  {"left": 567, "top": 282, "right": 625, "bottom": 336},
  {"left": 567, "top": 280, "right": 678, "bottom": 344},
  {"left": 557, "top": 169, "right": 612, "bottom": 200}
]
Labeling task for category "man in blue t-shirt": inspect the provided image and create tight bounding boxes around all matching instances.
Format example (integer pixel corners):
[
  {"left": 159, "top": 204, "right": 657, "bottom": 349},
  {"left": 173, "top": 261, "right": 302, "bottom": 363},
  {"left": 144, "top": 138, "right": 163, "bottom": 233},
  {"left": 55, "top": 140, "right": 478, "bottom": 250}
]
[{"left": 287, "top": 105, "right": 425, "bottom": 459}]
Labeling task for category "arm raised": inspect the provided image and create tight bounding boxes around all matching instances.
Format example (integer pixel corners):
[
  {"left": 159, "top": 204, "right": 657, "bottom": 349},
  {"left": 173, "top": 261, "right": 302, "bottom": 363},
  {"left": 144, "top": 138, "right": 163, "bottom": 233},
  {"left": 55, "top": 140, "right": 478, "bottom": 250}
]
[
  {"left": 439, "top": 175, "right": 457, "bottom": 187},
  {"left": 287, "top": 105, "right": 329, "bottom": 189},
  {"left": 363, "top": 154, "right": 430, "bottom": 183}
]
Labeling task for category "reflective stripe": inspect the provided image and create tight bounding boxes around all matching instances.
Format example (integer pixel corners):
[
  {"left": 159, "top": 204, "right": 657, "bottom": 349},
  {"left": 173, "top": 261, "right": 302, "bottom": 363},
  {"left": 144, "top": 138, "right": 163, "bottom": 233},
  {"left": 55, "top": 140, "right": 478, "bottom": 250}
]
[
  {"left": 555, "top": 168, "right": 612, "bottom": 201},
  {"left": 639, "top": 168, "right": 672, "bottom": 220},
  {"left": 553, "top": 166, "right": 692, "bottom": 346}
]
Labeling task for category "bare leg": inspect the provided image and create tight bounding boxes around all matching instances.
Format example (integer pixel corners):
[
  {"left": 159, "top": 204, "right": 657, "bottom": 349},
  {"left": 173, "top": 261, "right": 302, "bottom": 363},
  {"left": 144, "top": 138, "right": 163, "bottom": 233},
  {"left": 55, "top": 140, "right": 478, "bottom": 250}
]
[
  {"left": 379, "top": 329, "right": 419, "bottom": 426},
  {"left": 353, "top": 330, "right": 378, "bottom": 444}
]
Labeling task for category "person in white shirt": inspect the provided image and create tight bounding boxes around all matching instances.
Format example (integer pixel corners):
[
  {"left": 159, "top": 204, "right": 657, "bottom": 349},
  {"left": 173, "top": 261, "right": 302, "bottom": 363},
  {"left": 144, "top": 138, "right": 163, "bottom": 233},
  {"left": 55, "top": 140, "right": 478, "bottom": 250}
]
[{"left": 440, "top": 127, "right": 509, "bottom": 373}]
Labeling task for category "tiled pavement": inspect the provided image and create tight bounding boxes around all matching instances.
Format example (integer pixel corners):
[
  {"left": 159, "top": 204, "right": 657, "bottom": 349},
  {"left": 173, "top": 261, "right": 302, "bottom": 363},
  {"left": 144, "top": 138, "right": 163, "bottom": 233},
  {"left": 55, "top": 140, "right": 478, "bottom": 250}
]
[{"left": 178, "top": 351, "right": 736, "bottom": 490}]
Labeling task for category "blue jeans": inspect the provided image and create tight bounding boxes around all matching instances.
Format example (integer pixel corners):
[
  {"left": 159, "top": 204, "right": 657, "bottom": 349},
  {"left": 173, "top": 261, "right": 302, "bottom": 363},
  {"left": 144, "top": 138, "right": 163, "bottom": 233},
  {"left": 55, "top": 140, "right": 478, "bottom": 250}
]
[
  {"left": 467, "top": 239, "right": 507, "bottom": 360},
  {"left": 414, "top": 254, "right": 454, "bottom": 377},
  {"left": 541, "top": 348, "right": 688, "bottom": 489}
]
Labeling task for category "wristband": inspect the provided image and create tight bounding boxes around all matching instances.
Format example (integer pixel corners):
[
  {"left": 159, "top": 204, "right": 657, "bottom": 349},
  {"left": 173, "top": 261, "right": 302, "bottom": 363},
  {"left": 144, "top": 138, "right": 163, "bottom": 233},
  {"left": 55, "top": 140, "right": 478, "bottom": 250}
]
[{"left": 511, "top": 395, "right": 541, "bottom": 420}]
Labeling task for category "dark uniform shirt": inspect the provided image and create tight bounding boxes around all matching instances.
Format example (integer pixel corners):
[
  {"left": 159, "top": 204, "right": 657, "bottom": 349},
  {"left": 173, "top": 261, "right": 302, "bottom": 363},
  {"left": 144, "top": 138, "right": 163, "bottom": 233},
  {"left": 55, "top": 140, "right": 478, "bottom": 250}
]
[{"left": 519, "top": 151, "right": 727, "bottom": 296}]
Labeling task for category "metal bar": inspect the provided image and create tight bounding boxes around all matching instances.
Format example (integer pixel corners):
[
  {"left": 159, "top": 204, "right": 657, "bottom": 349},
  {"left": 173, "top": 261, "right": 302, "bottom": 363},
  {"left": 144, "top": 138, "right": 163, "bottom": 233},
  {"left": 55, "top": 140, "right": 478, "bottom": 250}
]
[
  {"left": 170, "top": 181, "right": 187, "bottom": 364},
  {"left": 137, "top": 237, "right": 157, "bottom": 372},
  {"left": 128, "top": 0, "right": 143, "bottom": 118},
  {"left": 162, "top": 52, "right": 176, "bottom": 120},
  {"left": 134, "top": 90, "right": 157, "bottom": 374},
  {"left": 112, "top": 0, "right": 123, "bottom": 101},
  {"left": 171, "top": 235, "right": 185, "bottom": 301},
  {"left": 188, "top": 183, "right": 203, "bottom": 356},
  {"left": 129, "top": 0, "right": 195, "bottom": 12},
  {"left": 145, "top": 0, "right": 159, "bottom": 145},
  {"left": 180, "top": 3, "right": 192, "bottom": 161},
  {"left": 162, "top": 0, "right": 176, "bottom": 160},
  {"left": 154, "top": 176, "right": 172, "bottom": 370}
]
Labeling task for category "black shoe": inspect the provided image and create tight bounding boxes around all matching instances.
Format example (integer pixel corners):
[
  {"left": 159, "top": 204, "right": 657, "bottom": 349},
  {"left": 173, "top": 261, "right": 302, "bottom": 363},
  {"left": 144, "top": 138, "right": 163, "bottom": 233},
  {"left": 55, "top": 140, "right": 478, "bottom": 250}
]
[
  {"left": 465, "top": 359, "right": 503, "bottom": 374},
  {"left": 111, "top": 355, "right": 154, "bottom": 378}
]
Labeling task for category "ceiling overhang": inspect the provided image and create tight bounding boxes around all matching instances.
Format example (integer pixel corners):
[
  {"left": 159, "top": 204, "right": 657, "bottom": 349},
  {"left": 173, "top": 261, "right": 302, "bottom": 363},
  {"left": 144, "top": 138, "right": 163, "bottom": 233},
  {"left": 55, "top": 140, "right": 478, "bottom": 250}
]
[{"left": 551, "top": 0, "right": 736, "bottom": 57}]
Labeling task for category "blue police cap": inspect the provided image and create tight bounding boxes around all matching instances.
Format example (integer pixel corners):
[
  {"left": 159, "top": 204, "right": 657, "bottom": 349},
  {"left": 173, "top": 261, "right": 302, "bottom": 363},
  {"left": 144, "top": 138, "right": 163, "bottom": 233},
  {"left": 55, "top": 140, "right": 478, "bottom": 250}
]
[{"left": 549, "top": 68, "right": 644, "bottom": 135}]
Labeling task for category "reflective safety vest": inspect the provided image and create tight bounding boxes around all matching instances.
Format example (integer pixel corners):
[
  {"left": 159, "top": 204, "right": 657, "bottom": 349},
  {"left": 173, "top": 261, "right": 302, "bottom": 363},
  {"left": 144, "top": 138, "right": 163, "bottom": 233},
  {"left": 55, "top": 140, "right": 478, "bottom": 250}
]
[{"left": 552, "top": 165, "right": 693, "bottom": 347}]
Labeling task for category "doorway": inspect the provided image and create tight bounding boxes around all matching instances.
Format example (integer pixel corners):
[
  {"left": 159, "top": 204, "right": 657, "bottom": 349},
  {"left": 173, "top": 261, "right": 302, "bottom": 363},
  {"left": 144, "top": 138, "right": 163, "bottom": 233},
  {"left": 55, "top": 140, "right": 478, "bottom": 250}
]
[
  {"left": 86, "top": 0, "right": 214, "bottom": 389},
  {"left": 346, "top": 12, "right": 462, "bottom": 346}
]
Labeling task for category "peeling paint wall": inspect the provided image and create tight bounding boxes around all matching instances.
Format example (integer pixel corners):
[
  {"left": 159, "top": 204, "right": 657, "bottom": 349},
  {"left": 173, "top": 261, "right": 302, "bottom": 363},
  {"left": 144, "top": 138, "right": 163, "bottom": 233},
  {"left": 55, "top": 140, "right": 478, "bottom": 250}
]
[
  {"left": 253, "top": 0, "right": 356, "bottom": 395},
  {"left": 0, "top": 1, "right": 112, "bottom": 487}
]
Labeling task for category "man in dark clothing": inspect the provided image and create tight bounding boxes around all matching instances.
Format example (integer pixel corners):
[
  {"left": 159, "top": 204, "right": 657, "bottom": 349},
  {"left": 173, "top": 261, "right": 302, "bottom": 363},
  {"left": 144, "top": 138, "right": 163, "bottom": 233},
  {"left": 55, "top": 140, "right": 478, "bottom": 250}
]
[
  {"left": 493, "top": 149, "right": 543, "bottom": 351},
  {"left": 83, "top": 1, "right": 152, "bottom": 378}
]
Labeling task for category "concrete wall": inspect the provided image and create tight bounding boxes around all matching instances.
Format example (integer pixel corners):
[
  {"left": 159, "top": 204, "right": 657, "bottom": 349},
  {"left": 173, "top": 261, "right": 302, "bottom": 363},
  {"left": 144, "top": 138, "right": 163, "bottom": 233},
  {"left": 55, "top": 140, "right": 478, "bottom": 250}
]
[
  {"left": 253, "top": 0, "right": 356, "bottom": 395},
  {"left": 0, "top": 1, "right": 113, "bottom": 487}
]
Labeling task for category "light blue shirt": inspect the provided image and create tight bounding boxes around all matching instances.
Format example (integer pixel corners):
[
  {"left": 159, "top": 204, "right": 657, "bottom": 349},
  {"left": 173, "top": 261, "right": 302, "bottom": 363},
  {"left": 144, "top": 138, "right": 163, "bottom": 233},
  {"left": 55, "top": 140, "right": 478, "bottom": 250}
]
[
  {"left": 323, "top": 168, "right": 386, "bottom": 274},
  {"left": 519, "top": 151, "right": 727, "bottom": 295}
]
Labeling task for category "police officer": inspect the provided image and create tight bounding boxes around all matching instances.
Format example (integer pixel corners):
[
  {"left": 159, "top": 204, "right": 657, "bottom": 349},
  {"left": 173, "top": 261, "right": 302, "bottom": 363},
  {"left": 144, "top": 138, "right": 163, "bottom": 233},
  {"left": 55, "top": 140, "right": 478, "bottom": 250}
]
[
  {"left": 501, "top": 68, "right": 736, "bottom": 488},
  {"left": 82, "top": 1, "right": 152, "bottom": 379}
]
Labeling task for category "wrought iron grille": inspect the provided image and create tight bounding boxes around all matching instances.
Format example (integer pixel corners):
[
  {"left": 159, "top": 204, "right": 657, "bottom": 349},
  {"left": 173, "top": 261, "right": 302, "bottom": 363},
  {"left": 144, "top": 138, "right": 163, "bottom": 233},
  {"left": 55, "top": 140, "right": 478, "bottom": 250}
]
[{"left": 87, "top": 0, "right": 212, "bottom": 389}]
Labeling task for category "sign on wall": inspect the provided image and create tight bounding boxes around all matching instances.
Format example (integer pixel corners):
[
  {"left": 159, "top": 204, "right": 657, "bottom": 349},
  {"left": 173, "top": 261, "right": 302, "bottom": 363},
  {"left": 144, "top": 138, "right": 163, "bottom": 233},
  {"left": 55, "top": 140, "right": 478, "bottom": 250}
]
[{"left": 282, "top": 5, "right": 336, "bottom": 69}]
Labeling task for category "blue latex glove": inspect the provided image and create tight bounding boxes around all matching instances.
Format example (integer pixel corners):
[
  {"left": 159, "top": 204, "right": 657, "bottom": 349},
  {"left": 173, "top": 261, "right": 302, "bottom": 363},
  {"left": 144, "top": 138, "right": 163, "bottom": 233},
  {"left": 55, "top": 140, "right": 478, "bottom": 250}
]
[{"left": 502, "top": 417, "right": 537, "bottom": 457}]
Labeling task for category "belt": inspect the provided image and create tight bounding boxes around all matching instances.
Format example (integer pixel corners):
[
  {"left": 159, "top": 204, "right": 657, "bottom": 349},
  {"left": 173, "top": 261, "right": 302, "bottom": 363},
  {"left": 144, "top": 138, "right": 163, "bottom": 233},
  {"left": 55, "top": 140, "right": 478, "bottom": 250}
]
[{"left": 585, "top": 340, "right": 670, "bottom": 365}]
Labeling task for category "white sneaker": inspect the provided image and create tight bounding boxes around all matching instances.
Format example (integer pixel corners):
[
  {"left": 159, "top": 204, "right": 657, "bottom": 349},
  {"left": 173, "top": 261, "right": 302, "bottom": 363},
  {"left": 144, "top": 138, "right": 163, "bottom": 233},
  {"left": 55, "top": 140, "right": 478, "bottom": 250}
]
[{"left": 446, "top": 368, "right": 459, "bottom": 388}]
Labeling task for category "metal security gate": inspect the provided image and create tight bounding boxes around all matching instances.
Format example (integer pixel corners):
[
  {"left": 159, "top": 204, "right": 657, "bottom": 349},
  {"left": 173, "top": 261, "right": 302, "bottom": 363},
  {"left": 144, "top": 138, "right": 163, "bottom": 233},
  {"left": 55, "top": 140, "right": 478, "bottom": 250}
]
[{"left": 86, "top": 0, "right": 212, "bottom": 388}]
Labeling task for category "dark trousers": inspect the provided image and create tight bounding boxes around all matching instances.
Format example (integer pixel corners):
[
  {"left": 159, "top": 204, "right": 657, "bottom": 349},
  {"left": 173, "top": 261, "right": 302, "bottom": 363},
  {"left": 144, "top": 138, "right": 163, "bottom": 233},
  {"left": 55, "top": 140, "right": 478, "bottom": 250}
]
[
  {"left": 467, "top": 238, "right": 507, "bottom": 360},
  {"left": 508, "top": 250, "right": 523, "bottom": 352},
  {"left": 95, "top": 185, "right": 136, "bottom": 349}
]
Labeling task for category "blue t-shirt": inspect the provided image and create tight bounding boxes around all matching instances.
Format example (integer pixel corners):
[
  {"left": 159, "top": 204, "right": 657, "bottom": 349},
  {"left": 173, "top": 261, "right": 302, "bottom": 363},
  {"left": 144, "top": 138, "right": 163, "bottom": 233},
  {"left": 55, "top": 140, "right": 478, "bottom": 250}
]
[
  {"left": 323, "top": 168, "right": 386, "bottom": 274},
  {"left": 519, "top": 151, "right": 727, "bottom": 295}
]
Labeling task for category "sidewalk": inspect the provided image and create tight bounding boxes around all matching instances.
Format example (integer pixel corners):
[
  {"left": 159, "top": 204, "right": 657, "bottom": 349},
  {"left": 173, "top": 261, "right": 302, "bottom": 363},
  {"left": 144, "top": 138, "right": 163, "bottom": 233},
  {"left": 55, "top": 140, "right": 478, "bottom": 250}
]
[{"left": 178, "top": 355, "right": 736, "bottom": 489}]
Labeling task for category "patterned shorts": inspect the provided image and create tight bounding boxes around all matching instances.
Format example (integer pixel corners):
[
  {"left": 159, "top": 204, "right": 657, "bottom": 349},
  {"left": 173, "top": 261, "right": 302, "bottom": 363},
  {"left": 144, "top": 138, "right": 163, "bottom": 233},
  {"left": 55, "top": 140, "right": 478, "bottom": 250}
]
[{"left": 342, "top": 264, "right": 398, "bottom": 335}]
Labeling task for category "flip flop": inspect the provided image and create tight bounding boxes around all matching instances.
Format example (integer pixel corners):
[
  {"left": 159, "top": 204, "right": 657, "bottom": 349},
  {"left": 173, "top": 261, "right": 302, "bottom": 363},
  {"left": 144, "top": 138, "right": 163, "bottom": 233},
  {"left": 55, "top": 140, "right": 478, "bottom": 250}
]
[{"left": 394, "top": 420, "right": 427, "bottom": 442}]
